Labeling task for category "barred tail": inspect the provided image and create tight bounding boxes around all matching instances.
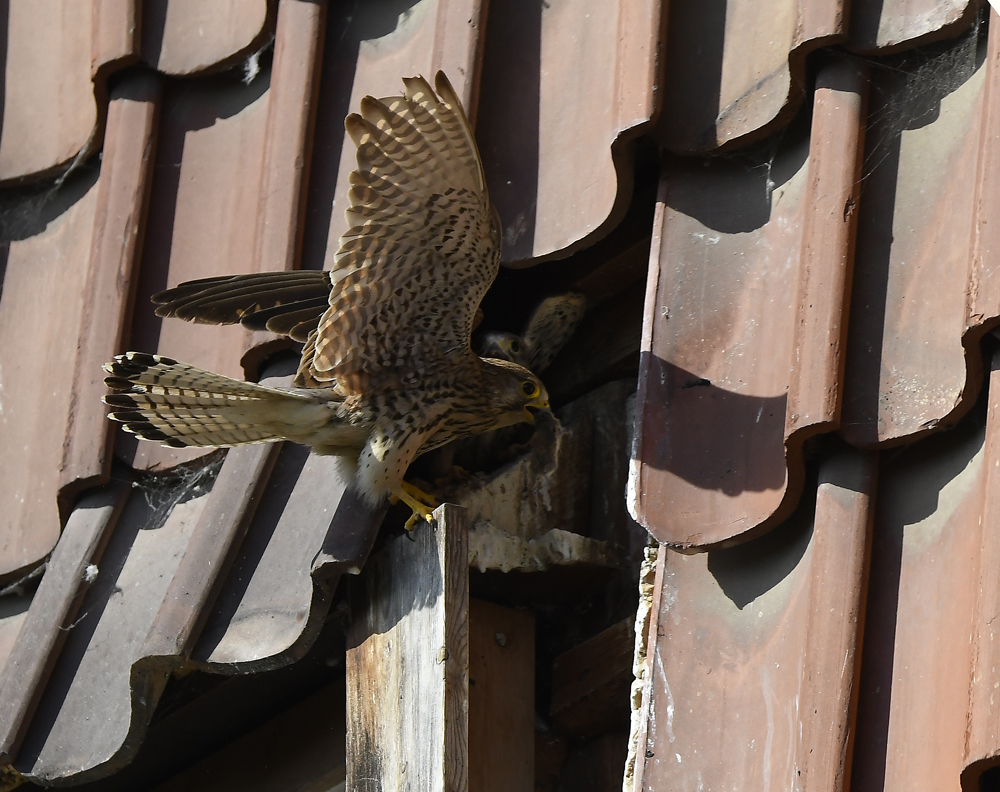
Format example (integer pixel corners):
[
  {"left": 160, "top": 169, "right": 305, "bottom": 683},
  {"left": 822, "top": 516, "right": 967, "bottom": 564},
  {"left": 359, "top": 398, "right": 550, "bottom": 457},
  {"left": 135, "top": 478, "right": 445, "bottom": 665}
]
[{"left": 103, "top": 352, "right": 330, "bottom": 448}]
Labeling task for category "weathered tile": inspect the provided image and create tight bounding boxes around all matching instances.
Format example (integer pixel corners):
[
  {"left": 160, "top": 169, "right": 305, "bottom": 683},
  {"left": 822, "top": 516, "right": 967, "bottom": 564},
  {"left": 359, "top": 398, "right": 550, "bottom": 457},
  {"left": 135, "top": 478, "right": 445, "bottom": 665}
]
[
  {"left": 140, "top": 0, "right": 274, "bottom": 76},
  {"left": 476, "top": 0, "right": 665, "bottom": 263},
  {"left": 842, "top": 22, "right": 993, "bottom": 446},
  {"left": 851, "top": 407, "right": 984, "bottom": 792},
  {"left": 0, "top": 481, "right": 128, "bottom": 764},
  {"left": 125, "top": 68, "right": 270, "bottom": 471},
  {"left": 0, "top": 2, "right": 100, "bottom": 181},
  {"left": 634, "top": 447, "right": 875, "bottom": 791},
  {"left": 655, "top": 0, "right": 846, "bottom": 153},
  {"left": 849, "top": 0, "right": 979, "bottom": 52},
  {"left": 631, "top": 59, "right": 867, "bottom": 547},
  {"left": 0, "top": 173, "right": 99, "bottom": 578},
  {"left": 60, "top": 71, "right": 161, "bottom": 512}
]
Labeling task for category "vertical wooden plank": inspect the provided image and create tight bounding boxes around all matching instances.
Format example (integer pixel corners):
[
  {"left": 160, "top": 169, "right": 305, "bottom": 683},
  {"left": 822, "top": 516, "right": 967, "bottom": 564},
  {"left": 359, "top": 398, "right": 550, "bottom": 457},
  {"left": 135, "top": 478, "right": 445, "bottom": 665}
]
[
  {"left": 346, "top": 504, "right": 470, "bottom": 792},
  {"left": 59, "top": 71, "right": 161, "bottom": 512},
  {"left": 468, "top": 599, "right": 534, "bottom": 792}
]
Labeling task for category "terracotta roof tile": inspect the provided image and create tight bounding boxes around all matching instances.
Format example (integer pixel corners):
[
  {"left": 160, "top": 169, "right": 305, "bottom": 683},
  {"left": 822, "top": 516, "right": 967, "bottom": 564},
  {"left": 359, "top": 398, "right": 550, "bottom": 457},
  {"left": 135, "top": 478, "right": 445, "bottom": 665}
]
[
  {"left": 5, "top": 0, "right": 1000, "bottom": 787},
  {"left": 852, "top": 400, "right": 984, "bottom": 790},
  {"left": 849, "top": 0, "right": 980, "bottom": 52},
  {"left": 60, "top": 71, "right": 161, "bottom": 516},
  {"left": 631, "top": 57, "right": 867, "bottom": 547},
  {"left": 124, "top": 68, "right": 271, "bottom": 472},
  {"left": 842, "top": 21, "right": 993, "bottom": 446},
  {"left": 633, "top": 446, "right": 875, "bottom": 790},
  {"left": 476, "top": 0, "right": 666, "bottom": 264},
  {"left": 0, "top": 174, "right": 99, "bottom": 578},
  {"left": 91, "top": 0, "right": 141, "bottom": 80},
  {"left": 314, "top": 0, "right": 488, "bottom": 270},
  {"left": 656, "top": 0, "right": 980, "bottom": 154},
  {"left": 965, "top": 349, "right": 1000, "bottom": 781},
  {"left": 0, "top": 3, "right": 103, "bottom": 182},
  {"left": 0, "top": 439, "right": 379, "bottom": 785},
  {"left": 139, "top": 0, "right": 274, "bottom": 77}
]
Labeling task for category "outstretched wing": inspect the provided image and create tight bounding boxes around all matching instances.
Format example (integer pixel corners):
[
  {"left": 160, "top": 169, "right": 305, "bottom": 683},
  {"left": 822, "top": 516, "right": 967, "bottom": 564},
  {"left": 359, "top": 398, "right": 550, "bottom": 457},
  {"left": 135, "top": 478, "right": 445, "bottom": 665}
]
[{"left": 302, "top": 71, "right": 501, "bottom": 392}]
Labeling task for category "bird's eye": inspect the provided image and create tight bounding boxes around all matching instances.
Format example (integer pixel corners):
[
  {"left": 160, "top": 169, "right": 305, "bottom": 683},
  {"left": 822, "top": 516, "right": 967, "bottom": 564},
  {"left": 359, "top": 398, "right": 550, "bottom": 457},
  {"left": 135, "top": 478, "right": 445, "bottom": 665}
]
[
  {"left": 510, "top": 340, "right": 520, "bottom": 353},
  {"left": 521, "top": 381, "right": 539, "bottom": 397}
]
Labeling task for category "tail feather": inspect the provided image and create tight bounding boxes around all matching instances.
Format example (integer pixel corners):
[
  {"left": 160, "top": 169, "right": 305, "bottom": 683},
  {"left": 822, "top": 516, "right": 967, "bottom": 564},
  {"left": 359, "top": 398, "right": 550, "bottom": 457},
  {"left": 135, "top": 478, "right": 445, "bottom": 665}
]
[{"left": 103, "top": 352, "right": 330, "bottom": 449}]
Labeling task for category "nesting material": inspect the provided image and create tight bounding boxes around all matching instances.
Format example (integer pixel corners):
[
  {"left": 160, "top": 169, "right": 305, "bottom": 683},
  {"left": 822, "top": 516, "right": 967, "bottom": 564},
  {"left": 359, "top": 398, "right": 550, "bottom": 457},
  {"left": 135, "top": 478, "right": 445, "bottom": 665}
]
[{"left": 468, "top": 520, "right": 614, "bottom": 573}]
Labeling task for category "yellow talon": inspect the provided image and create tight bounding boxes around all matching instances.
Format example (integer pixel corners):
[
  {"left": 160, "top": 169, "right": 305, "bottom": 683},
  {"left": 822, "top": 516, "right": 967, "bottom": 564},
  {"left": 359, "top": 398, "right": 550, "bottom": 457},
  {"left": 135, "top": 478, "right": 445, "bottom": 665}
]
[
  {"left": 401, "top": 480, "right": 439, "bottom": 509},
  {"left": 395, "top": 480, "right": 438, "bottom": 531},
  {"left": 404, "top": 512, "right": 422, "bottom": 532}
]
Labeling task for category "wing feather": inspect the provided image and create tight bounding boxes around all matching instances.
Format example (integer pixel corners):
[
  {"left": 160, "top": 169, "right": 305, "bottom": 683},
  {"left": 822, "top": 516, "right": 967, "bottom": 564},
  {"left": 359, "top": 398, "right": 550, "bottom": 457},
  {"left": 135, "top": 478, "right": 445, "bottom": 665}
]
[
  {"left": 152, "top": 271, "right": 333, "bottom": 341},
  {"left": 304, "top": 72, "right": 500, "bottom": 392}
]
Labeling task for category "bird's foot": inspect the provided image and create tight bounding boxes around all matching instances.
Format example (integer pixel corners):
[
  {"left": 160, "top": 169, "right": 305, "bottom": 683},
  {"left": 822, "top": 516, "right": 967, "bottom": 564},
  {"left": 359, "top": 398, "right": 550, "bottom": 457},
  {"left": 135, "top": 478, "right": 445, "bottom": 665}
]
[{"left": 396, "top": 480, "right": 440, "bottom": 531}]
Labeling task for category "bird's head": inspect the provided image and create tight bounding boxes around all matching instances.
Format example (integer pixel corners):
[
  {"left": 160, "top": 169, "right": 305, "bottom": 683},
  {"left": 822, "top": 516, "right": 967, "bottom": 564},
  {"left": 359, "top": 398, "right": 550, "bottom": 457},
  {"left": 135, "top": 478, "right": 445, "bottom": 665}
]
[
  {"left": 480, "top": 331, "right": 529, "bottom": 366},
  {"left": 481, "top": 358, "right": 551, "bottom": 427}
]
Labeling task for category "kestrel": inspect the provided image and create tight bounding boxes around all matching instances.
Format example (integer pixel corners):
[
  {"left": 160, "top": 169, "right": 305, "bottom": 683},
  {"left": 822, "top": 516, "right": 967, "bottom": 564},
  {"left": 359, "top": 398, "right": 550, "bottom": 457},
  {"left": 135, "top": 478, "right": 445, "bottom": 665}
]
[
  {"left": 479, "top": 292, "right": 586, "bottom": 373},
  {"left": 104, "top": 72, "right": 550, "bottom": 526}
]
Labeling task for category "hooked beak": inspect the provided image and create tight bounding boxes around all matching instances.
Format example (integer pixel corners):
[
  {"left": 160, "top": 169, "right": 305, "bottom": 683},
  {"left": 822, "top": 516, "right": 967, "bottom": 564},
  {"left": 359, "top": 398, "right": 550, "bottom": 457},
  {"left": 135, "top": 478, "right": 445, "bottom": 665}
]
[{"left": 523, "top": 399, "right": 550, "bottom": 424}]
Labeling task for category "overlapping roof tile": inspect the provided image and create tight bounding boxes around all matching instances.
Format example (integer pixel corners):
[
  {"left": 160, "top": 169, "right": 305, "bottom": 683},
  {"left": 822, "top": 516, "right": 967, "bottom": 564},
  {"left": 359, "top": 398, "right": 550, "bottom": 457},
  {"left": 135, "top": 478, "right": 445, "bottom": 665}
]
[
  {"left": 630, "top": 7, "right": 1000, "bottom": 792},
  {"left": 633, "top": 445, "right": 875, "bottom": 790},
  {"left": 476, "top": 0, "right": 665, "bottom": 264},
  {"left": 631, "top": 56, "right": 867, "bottom": 547},
  {"left": 3, "top": 0, "right": 999, "bottom": 788},
  {"left": 139, "top": 0, "right": 274, "bottom": 77},
  {"left": 657, "top": 0, "right": 980, "bottom": 154}
]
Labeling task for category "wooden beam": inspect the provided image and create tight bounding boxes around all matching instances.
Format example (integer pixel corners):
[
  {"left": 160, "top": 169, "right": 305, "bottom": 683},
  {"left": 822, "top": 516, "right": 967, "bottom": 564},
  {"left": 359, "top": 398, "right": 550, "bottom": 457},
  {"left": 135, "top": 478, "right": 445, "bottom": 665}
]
[
  {"left": 468, "top": 599, "right": 534, "bottom": 792},
  {"left": 550, "top": 616, "right": 635, "bottom": 738},
  {"left": 346, "top": 504, "right": 470, "bottom": 792},
  {"left": 149, "top": 680, "right": 347, "bottom": 792}
]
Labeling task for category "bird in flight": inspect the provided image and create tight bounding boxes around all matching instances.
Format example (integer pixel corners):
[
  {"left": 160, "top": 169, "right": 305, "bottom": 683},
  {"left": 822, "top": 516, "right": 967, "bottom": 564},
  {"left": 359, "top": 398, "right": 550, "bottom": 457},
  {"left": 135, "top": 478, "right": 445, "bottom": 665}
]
[{"left": 103, "top": 72, "right": 550, "bottom": 528}]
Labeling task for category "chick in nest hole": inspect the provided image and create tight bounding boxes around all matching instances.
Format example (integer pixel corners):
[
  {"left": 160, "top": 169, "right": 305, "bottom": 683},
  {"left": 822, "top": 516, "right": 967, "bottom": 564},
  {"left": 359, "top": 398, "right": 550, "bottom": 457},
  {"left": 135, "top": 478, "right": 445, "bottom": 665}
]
[{"left": 411, "top": 292, "right": 587, "bottom": 485}]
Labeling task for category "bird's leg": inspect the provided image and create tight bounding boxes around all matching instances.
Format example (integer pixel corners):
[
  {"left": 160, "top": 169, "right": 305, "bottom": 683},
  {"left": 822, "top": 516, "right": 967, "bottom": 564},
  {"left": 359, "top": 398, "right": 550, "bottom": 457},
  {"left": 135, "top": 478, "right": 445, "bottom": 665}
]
[
  {"left": 402, "top": 480, "right": 440, "bottom": 508},
  {"left": 396, "top": 480, "right": 440, "bottom": 531}
]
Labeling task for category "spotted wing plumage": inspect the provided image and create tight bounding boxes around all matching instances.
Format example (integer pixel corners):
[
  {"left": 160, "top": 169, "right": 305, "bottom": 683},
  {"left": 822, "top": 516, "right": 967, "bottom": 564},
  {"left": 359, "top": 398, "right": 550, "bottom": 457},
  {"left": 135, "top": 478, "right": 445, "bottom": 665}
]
[{"left": 302, "top": 72, "right": 501, "bottom": 392}]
